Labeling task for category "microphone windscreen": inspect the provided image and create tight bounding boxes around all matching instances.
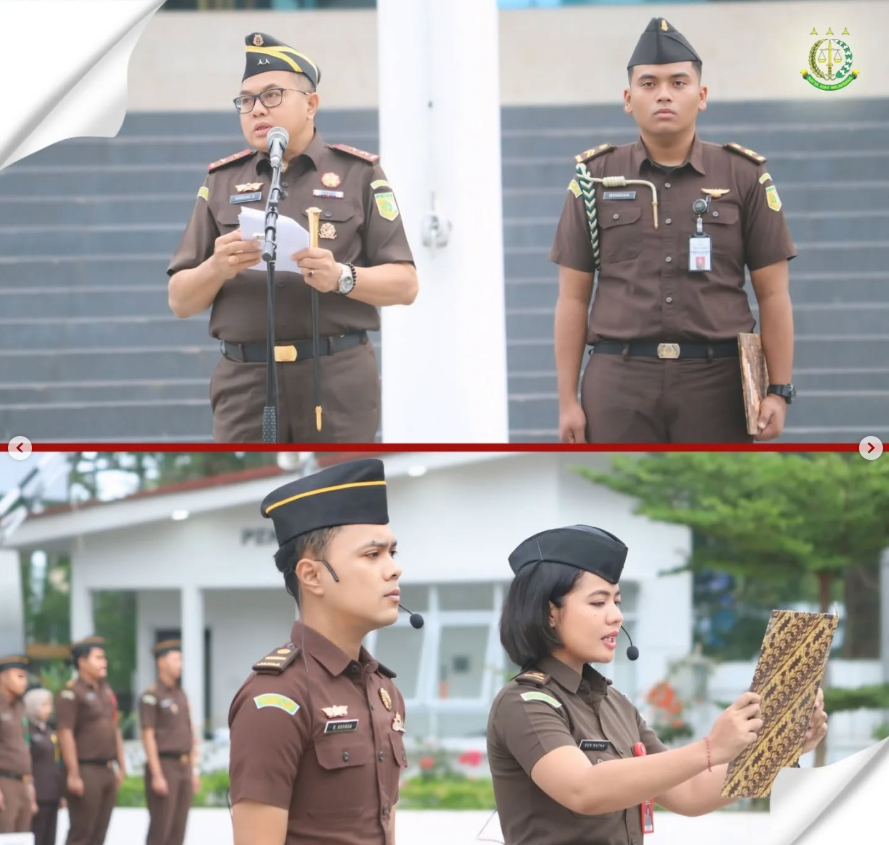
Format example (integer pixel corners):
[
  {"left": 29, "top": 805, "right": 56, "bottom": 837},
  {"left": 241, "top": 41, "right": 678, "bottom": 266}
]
[
  {"left": 627, "top": 645, "right": 640, "bottom": 661},
  {"left": 410, "top": 613, "right": 424, "bottom": 629},
  {"left": 267, "top": 126, "right": 289, "bottom": 150}
]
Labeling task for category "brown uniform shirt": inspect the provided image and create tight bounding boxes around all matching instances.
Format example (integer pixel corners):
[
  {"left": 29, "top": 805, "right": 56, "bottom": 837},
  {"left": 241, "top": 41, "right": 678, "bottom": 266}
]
[
  {"left": 167, "top": 131, "right": 415, "bottom": 344},
  {"left": 487, "top": 656, "right": 667, "bottom": 845},
  {"left": 55, "top": 678, "right": 118, "bottom": 762},
  {"left": 28, "top": 721, "right": 61, "bottom": 803},
  {"left": 139, "top": 681, "right": 193, "bottom": 754},
  {"left": 550, "top": 135, "right": 797, "bottom": 343},
  {"left": 0, "top": 694, "right": 30, "bottom": 776},
  {"left": 228, "top": 622, "right": 407, "bottom": 845}
]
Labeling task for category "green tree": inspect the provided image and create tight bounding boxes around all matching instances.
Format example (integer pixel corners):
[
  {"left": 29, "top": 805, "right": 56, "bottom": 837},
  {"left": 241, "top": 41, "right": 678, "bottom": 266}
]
[{"left": 575, "top": 453, "right": 889, "bottom": 766}]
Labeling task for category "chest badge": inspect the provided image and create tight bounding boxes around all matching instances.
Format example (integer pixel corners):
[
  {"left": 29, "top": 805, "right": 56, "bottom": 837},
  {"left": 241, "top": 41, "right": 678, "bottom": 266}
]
[
  {"left": 321, "top": 172, "right": 341, "bottom": 189},
  {"left": 392, "top": 712, "right": 405, "bottom": 733},
  {"left": 701, "top": 188, "right": 730, "bottom": 199},
  {"left": 379, "top": 688, "right": 392, "bottom": 711},
  {"left": 319, "top": 222, "right": 337, "bottom": 240},
  {"left": 235, "top": 182, "right": 263, "bottom": 193},
  {"left": 321, "top": 705, "right": 349, "bottom": 718}
]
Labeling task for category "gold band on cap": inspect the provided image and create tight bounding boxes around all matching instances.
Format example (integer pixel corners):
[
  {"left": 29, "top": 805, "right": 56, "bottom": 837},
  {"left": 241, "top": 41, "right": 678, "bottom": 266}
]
[
  {"left": 264, "top": 480, "right": 386, "bottom": 515},
  {"left": 72, "top": 636, "right": 104, "bottom": 649},
  {"left": 154, "top": 639, "right": 181, "bottom": 653},
  {"left": 0, "top": 656, "right": 29, "bottom": 664},
  {"left": 245, "top": 46, "right": 319, "bottom": 81}
]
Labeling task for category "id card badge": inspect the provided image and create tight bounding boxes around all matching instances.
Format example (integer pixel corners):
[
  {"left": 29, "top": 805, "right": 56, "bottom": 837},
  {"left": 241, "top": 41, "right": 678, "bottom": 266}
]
[
  {"left": 633, "top": 742, "right": 655, "bottom": 834},
  {"left": 688, "top": 233, "right": 712, "bottom": 272}
]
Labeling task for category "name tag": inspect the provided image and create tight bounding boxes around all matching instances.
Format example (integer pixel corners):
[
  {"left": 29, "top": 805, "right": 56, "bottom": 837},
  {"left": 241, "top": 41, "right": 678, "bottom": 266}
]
[
  {"left": 579, "top": 740, "right": 612, "bottom": 752},
  {"left": 603, "top": 191, "right": 636, "bottom": 200},
  {"left": 230, "top": 192, "right": 262, "bottom": 204},
  {"left": 324, "top": 719, "right": 359, "bottom": 734}
]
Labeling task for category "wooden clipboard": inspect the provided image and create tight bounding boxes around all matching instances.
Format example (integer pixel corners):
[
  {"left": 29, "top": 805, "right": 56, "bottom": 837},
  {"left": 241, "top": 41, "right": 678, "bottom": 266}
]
[
  {"left": 721, "top": 609, "right": 838, "bottom": 799},
  {"left": 738, "top": 333, "right": 769, "bottom": 436}
]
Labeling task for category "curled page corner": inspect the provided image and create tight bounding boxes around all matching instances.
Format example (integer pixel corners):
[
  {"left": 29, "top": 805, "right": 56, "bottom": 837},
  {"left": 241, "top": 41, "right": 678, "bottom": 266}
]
[
  {"left": 0, "top": 0, "right": 165, "bottom": 172},
  {"left": 767, "top": 737, "right": 889, "bottom": 845}
]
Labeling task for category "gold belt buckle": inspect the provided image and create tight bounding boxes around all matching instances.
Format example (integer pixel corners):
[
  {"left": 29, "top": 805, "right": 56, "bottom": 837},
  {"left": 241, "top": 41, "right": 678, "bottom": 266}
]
[
  {"left": 274, "top": 345, "right": 298, "bottom": 363},
  {"left": 657, "top": 343, "right": 680, "bottom": 359}
]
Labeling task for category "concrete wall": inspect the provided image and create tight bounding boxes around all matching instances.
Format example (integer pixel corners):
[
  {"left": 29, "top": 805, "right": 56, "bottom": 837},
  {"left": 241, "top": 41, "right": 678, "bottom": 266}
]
[{"left": 128, "top": 1, "right": 888, "bottom": 111}]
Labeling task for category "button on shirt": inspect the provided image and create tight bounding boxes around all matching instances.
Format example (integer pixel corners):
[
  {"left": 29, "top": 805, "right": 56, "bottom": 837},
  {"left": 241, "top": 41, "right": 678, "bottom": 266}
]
[
  {"left": 487, "top": 656, "right": 667, "bottom": 845},
  {"left": 228, "top": 623, "right": 408, "bottom": 845},
  {"left": 550, "top": 135, "right": 797, "bottom": 343}
]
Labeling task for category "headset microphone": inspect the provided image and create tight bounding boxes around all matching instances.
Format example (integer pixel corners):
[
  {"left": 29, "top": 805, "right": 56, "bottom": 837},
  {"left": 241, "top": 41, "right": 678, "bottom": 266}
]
[
  {"left": 621, "top": 625, "right": 639, "bottom": 661},
  {"left": 399, "top": 605, "right": 425, "bottom": 629}
]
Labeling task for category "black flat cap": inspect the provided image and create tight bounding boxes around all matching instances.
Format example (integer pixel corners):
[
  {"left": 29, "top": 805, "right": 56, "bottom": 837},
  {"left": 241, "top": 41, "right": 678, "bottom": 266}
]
[
  {"left": 71, "top": 635, "right": 105, "bottom": 662},
  {"left": 628, "top": 18, "right": 701, "bottom": 69},
  {"left": 509, "top": 525, "right": 629, "bottom": 584},
  {"left": 261, "top": 458, "right": 389, "bottom": 547},
  {"left": 153, "top": 640, "right": 181, "bottom": 659},
  {"left": 244, "top": 32, "right": 321, "bottom": 88},
  {"left": 0, "top": 654, "right": 29, "bottom": 672}
]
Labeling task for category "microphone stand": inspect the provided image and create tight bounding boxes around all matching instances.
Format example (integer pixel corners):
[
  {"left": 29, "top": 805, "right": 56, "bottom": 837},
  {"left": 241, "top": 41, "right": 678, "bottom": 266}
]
[{"left": 261, "top": 159, "right": 286, "bottom": 443}]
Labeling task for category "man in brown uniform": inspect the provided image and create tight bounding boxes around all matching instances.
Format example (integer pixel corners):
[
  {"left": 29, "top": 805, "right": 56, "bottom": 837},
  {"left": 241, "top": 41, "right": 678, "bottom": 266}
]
[
  {"left": 0, "top": 653, "right": 36, "bottom": 833},
  {"left": 56, "top": 636, "right": 126, "bottom": 845},
  {"left": 140, "top": 640, "right": 198, "bottom": 845},
  {"left": 228, "top": 458, "right": 412, "bottom": 845},
  {"left": 168, "top": 33, "right": 418, "bottom": 444},
  {"left": 552, "top": 18, "right": 797, "bottom": 444},
  {"left": 488, "top": 526, "right": 829, "bottom": 845}
]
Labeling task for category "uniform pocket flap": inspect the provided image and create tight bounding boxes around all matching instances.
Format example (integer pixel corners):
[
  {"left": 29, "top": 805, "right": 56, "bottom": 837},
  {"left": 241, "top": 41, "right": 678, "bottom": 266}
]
[
  {"left": 314, "top": 741, "right": 371, "bottom": 771},
  {"left": 598, "top": 205, "right": 643, "bottom": 229}
]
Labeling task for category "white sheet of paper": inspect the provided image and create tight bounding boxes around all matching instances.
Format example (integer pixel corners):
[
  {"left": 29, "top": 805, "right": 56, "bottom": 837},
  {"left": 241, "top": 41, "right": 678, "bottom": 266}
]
[{"left": 237, "top": 206, "right": 311, "bottom": 274}]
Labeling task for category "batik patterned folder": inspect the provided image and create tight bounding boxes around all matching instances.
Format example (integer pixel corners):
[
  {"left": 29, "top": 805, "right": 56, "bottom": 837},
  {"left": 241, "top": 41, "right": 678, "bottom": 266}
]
[{"left": 721, "top": 609, "right": 838, "bottom": 799}]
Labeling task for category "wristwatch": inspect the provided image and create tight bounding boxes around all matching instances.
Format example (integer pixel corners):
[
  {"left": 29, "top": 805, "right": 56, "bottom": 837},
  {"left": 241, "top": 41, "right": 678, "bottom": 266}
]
[
  {"left": 336, "top": 263, "right": 356, "bottom": 296},
  {"left": 767, "top": 384, "right": 796, "bottom": 405}
]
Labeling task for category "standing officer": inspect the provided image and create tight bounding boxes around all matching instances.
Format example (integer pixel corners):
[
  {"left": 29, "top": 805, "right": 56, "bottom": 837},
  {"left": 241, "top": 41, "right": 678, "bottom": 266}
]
[
  {"left": 24, "top": 687, "right": 63, "bottom": 845},
  {"left": 552, "top": 18, "right": 797, "bottom": 444},
  {"left": 55, "top": 636, "right": 126, "bottom": 845},
  {"left": 0, "top": 653, "right": 36, "bottom": 834},
  {"left": 168, "top": 33, "right": 418, "bottom": 444},
  {"left": 228, "top": 458, "right": 411, "bottom": 845},
  {"left": 140, "top": 640, "right": 198, "bottom": 845}
]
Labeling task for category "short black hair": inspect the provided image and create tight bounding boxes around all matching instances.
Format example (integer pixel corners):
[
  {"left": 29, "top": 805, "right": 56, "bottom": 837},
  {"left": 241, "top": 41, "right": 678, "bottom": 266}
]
[
  {"left": 628, "top": 59, "right": 702, "bottom": 84},
  {"left": 499, "top": 561, "right": 584, "bottom": 669},
  {"left": 275, "top": 526, "right": 341, "bottom": 608}
]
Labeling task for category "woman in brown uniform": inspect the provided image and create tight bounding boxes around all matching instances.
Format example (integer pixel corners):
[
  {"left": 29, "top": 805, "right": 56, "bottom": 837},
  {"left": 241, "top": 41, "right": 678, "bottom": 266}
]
[
  {"left": 24, "top": 688, "right": 62, "bottom": 845},
  {"left": 487, "top": 525, "right": 828, "bottom": 845}
]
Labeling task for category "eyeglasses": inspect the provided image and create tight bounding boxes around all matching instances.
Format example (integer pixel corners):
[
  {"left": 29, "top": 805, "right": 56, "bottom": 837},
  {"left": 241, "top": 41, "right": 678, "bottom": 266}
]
[{"left": 233, "top": 87, "right": 309, "bottom": 115}]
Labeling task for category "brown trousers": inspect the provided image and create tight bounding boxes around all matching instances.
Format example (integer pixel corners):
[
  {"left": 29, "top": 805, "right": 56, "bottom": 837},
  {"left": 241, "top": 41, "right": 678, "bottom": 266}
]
[
  {"left": 65, "top": 764, "right": 117, "bottom": 845},
  {"left": 210, "top": 338, "right": 381, "bottom": 443},
  {"left": 145, "top": 758, "right": 193, "bottom": 845},
  {"left": 582, "top": 351, "right": 753, "bottom": 443},
  {"left": 0, "top": 775, "right": 31, "bottom": 833},
  {"left": 32, "top": 801, "right": 60, "bottom": 845}
]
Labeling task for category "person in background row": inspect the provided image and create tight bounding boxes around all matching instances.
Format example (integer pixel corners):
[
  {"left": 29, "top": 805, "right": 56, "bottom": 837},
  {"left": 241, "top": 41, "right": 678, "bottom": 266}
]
[
  {"left": 0, "top": 654, "right": 36, "bottom": 834},
  {"left": 56, "top": 636, "right": 126, "bottom": 845},
  {"left": 24, "top": 687, "right": 63, "bottom": 845},
  {"left": 140, "top": 639, "right": 200, "bottom": 845}
]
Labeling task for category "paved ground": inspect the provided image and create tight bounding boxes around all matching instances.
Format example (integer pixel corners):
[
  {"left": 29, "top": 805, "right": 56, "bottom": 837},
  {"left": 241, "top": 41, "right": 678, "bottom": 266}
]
[{"left": 40, "top": 807, "right": 771, "bottom": 844}]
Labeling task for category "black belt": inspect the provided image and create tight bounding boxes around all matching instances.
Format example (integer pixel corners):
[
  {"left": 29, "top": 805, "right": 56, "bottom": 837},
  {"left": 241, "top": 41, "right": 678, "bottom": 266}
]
[
  {"left": 158, "top": 751, "right": 191, "bottom": 762},
  {"left": 78, "top": 759, "right": 115, "bottom": 768},
  {"left": 591, "top": 340, "right": 739, "bottom": 360},
  {"left": 220, "top": 331, "right": 367, "bottom": 364},
  {"left": 0, "top": 769, "right": 28, "bottom": 781}
]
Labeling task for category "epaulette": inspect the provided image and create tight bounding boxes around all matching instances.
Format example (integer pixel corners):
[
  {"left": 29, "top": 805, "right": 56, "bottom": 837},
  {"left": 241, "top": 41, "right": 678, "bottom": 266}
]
[
  {"left": 724, "top": 142, "right": 767, "bottom": 164},
  {"left": 208, "top": 148, "right": 256, "bottom": 173},
  {"left": 327, "top": 143, "right": 380, "bottom": 164},
  {"left": 515, "top": 670, "right": 550, "bottom": 687},
  {"left": 377, "top": 660, "right": 397, "bottom": 679},
  {"left": 575, "top": 143, "right": 614, "bottom": 164},
  {"left": 253, "top": 644, "right": 301, "bottom": 675}
]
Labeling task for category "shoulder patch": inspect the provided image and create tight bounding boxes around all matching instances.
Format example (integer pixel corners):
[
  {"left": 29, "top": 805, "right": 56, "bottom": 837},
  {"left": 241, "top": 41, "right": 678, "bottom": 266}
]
[
  {"left": 208, "top": 148, "right": 256, "bottom": 173},
  {"left": 575, "top": 143, "right": 614, "bottom": 164},
  {"left": 253, "top": 693, "right": 300, "bottom": 715},
  {"left": 724, "top": 142, "right": 767, "bottom": 164},
  {"left": 567, "top": 179, "right": 581, "bottom": 198},
  {"left": 520, "top": 691, "right": 562, "bottom": 709},
  {"left": 516, "top": 670, "right": 550, "bottom": 687},
  {"left": 370, "top": 179, "right": 391, "bottom": 191},
  {"left": 252, "top": 644, "right": 301, "bottom": 675},
  {"left": 142, "top": 693, "right": 157, "bottom": 706},
  {"left": 327, "top": 143, "right": 380, "bottom": 164}
]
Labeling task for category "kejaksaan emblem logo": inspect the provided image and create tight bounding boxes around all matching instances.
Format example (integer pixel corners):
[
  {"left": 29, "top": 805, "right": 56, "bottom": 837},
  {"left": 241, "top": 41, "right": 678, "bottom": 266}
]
[{"left": 801, "top": 27, "right": 859, "bottom": 91}]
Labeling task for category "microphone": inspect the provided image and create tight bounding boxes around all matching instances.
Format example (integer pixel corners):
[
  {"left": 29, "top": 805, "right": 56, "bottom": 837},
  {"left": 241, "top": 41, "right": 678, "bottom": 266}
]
[
  {"left": 399, "top": 604, "right": 425, "bottom": 629},
  {"left": 621, "top": 625, "right": 639, "bottom": 661},
  {"left": 267, "top": 126, "right": 289, "bottom": 170}
]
